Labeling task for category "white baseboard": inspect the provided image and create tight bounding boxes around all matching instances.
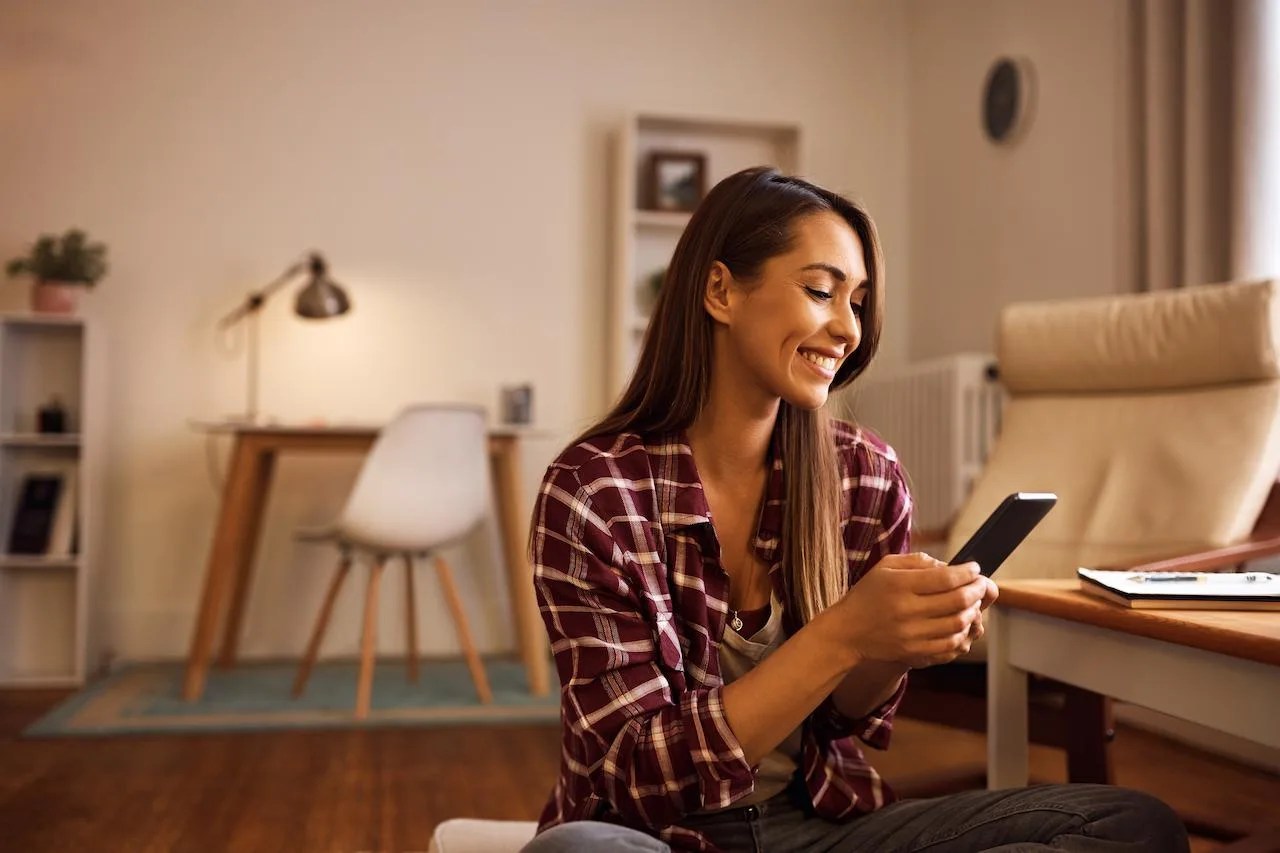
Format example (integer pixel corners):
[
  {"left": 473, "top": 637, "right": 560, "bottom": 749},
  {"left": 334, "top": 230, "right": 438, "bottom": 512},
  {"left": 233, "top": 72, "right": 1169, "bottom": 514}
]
[{"left": 1116, "top": 703, "right": 1280, "bottom": 774}]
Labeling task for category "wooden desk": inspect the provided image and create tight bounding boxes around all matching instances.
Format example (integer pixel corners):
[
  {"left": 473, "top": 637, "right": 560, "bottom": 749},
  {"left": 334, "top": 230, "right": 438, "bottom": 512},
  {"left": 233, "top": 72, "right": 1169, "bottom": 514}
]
[
  {"left": 987, "top": 580, "right": 1280, "bottom": 788},
  {"left": 182, "top": 422, "right": 551, "bottom": 702}
]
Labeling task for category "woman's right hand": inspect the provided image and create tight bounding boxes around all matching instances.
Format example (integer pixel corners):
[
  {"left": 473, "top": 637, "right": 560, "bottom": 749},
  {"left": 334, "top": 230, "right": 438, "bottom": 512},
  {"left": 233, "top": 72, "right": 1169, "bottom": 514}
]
[{"left": 823, "top": 552, "right": 989, "bottom": 669}]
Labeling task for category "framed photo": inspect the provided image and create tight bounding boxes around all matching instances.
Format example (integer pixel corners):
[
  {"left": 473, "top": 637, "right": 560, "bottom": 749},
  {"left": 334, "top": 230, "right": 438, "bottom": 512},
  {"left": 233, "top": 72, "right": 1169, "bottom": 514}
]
[{"left": 644, "top": 151, "right": 707, "bottom": 212}]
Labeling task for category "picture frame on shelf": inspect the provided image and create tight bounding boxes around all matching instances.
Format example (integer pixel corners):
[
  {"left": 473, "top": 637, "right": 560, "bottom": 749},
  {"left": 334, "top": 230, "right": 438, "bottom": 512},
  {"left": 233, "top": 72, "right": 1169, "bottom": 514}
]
[{"left": 643, "top": 150, "right": 707, "bottom": 212}]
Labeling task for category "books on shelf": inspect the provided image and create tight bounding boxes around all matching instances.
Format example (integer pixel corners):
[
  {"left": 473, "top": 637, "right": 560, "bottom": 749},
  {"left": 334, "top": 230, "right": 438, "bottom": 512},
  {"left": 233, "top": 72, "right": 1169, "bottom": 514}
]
[
  {"left": 48, "top": 467, "right": 78, "bottom": 557},
  {"left": 6, "top": 467, "right": 78, "bottom": 558},
  {"left": 1077, "top": 568, "right": 1280, "bottom": 610}
]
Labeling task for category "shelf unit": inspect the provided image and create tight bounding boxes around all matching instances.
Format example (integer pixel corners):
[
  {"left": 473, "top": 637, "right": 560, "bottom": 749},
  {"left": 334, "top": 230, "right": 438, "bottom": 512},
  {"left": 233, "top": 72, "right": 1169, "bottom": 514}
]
[
  {"left": 0, "top": 314, "right": 93, "bottom": 686},
  {"left": 608, "top": 112, "right": 802, "bottom": 402}
]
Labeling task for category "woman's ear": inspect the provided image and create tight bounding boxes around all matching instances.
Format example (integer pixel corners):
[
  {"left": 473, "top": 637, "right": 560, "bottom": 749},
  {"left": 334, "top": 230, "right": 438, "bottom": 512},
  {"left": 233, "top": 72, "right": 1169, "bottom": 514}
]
[{"left": 703, "top": 261, "right": 734, "bottom": 325}]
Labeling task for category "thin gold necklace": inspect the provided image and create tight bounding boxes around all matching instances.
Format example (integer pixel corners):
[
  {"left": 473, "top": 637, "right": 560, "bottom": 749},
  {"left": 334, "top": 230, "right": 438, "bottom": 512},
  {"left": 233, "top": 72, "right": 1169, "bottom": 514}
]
[{"left": 729, "top": 489, "right": 770, "bottom": 634}]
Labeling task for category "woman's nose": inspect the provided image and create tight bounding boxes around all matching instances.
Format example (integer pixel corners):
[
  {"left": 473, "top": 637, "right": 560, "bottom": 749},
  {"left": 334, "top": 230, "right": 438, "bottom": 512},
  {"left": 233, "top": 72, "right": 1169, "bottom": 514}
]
[{"left": 830, "top": 303, "right": 860, "bottom": 347}]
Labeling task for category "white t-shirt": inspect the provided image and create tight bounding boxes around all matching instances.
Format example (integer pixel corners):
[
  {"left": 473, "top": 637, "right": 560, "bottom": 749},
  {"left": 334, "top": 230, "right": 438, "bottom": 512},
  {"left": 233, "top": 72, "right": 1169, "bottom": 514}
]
[{"left": 699, "top": 594, "right": 802, "bottom": 811}]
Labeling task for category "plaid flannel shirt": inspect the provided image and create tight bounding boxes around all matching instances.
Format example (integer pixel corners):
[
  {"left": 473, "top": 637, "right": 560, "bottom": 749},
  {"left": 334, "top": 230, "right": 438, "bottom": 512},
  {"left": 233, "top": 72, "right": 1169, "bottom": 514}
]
[{"left": 530, "top": 419, "right": 911, "bottom": 852}]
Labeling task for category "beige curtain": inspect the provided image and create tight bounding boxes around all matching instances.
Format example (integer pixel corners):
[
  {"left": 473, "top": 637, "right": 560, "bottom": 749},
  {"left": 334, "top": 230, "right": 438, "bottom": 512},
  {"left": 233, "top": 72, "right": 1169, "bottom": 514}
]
[{"left": 1132, "top": 0, "right": 1235, "bottom": 291}]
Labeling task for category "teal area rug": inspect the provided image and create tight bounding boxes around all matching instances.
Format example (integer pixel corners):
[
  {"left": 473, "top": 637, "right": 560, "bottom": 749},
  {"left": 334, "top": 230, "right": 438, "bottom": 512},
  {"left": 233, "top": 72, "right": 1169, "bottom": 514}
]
[{"left": 26, "top": 658, "right": 559, "bottom": 737}]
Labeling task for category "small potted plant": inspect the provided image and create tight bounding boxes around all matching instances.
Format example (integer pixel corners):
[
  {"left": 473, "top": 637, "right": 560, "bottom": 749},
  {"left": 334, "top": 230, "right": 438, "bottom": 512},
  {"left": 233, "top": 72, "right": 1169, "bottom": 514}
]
[{"left": 6, "top": 229, "right": 108, "bottom": 314}]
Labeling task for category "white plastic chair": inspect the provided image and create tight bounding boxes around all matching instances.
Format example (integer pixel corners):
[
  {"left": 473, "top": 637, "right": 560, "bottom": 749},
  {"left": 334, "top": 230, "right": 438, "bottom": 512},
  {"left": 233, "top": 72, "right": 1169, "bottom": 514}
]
[{"left": 291, "top": 404, "right": 494, "bottom": 718}]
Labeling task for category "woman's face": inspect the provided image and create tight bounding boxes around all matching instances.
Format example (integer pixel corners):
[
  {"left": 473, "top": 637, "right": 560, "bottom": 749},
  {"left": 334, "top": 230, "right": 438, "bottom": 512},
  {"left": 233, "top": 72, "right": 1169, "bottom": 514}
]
[{"left": 717, "top": 211, "right": 869, "bottom": 411}]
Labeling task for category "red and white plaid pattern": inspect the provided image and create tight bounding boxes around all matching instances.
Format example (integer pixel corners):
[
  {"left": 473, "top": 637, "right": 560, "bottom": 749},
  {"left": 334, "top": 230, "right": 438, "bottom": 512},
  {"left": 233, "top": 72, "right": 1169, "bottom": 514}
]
[{"left": 530, "top": 419, "right": 912, "bottom": 852}]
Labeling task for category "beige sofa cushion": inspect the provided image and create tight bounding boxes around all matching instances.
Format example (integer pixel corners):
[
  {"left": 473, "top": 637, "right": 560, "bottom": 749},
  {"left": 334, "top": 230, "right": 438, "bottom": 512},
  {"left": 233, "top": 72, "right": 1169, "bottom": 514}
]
[{"left": 999, "top": 278, "right": 1280, "bottom": 394}]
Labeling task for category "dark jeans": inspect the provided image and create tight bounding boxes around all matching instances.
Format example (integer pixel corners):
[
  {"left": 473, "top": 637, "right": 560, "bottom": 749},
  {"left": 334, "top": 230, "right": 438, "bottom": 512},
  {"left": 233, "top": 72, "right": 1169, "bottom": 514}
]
[{"left": 521, "top": 783, "right": 1189, "bottom": 852}]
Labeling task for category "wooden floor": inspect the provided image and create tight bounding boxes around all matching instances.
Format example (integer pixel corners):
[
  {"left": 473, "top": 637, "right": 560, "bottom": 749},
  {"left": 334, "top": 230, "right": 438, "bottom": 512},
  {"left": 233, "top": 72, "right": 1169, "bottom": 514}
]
[{"left": 2, "top": 688, "right": 1277, "bottom": 852}]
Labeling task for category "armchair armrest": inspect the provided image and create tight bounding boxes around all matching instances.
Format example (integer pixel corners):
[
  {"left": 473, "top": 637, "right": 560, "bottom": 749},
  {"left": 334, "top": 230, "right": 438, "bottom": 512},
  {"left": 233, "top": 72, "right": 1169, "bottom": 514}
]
[{"left": 1107, "top": 533, "right": 1280, "bottom": 573}]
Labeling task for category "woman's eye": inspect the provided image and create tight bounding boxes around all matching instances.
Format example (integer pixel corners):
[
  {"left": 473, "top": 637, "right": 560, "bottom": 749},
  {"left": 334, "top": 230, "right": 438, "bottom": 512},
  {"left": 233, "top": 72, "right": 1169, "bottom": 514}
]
[
  {"left": 804, "top": 287, "right": 833, "bottom": 301},
  {"left": 851, "top": 301, "right": 865, "bottom": 316}
]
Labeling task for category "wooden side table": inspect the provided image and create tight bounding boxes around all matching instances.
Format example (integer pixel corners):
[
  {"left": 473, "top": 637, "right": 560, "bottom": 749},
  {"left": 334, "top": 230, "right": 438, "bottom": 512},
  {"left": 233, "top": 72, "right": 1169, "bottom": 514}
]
[{"left": 987, "top": 579, "right": 1280, "bottom": 789}]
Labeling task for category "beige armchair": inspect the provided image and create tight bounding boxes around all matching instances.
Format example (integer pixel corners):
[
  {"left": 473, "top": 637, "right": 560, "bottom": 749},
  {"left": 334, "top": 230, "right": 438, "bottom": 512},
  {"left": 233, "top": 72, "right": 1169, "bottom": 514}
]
[{"left": 895, "top": 280, "right": 1280, "bottom": 829}]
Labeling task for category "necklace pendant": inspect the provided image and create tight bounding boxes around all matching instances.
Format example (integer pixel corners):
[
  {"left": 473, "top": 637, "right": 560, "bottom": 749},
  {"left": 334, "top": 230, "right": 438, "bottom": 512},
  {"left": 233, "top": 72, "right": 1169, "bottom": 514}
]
[{"left": 730, "top": 612, "right": 744, "bottom": 632}]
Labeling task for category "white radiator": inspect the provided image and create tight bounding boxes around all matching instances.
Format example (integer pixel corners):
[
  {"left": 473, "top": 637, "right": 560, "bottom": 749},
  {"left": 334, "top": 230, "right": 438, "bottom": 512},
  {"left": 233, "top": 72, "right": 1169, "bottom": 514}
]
[{"left": 840, "top": 353, "right": 1004, "bottom": 535}]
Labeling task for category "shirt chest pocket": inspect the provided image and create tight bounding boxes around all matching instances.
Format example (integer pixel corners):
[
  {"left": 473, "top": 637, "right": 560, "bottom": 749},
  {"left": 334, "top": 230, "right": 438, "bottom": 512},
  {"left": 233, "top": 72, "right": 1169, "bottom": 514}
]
[{"left": 653, "top": 613, "right": 685, "bottom": 674}]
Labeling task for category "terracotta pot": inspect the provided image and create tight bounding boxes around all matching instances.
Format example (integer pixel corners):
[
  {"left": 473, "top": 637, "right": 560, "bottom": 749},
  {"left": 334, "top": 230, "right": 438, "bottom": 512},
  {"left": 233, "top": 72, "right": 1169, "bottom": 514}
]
[{"left": 31, "top": 281, "right": 82, "bottom": 314}]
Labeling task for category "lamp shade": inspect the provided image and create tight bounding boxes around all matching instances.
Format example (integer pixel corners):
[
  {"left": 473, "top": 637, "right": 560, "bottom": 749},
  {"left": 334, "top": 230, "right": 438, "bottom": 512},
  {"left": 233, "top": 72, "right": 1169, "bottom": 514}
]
[{"left": 295, "top": 253, "right": 352, "bottom": 319}]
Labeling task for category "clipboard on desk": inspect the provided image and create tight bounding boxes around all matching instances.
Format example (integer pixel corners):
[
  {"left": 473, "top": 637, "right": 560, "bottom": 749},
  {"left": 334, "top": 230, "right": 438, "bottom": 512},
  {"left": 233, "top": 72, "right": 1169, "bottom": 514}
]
[{"left": 1078, "top": 568, "right": 1280, "bottom": 610}]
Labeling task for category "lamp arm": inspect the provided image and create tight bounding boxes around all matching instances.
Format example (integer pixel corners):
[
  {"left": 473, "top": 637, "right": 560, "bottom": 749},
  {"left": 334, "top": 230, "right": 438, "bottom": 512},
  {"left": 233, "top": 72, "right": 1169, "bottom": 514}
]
[{"left": 218, "top": 258, "right": 308, "bottom": 328}]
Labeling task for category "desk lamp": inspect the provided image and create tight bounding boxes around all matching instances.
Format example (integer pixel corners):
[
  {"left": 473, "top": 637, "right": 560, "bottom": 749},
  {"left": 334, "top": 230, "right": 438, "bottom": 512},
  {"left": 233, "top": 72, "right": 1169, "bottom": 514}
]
[{"left": 219, "top": 251, "right": 352, "bottom": 424}]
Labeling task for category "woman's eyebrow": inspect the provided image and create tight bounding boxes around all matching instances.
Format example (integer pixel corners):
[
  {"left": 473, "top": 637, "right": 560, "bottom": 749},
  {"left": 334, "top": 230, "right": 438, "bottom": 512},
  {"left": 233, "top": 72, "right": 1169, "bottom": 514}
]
[
  {"left": 800, "top": 263, "right": 869, "bottom": 291},
  {"left": 798, "top": 262, "right": 848, "bottom": 281}
]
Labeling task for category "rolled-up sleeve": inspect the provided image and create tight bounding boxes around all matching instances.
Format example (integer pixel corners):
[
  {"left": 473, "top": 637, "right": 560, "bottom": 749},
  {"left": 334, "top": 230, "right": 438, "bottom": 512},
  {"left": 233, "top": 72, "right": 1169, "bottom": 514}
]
[
  {"left": 532, "top": 466, "right": 755, "bottom": 828},
  {"left": 811, "top": 454, "right": 913, "bottom": 746}
]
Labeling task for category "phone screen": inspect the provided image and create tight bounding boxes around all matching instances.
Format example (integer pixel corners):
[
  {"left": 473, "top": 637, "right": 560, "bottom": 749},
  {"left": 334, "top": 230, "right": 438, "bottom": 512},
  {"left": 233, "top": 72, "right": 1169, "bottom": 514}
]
[{"left": 947, "top": 492, "right": 1057, "bottom": 577}]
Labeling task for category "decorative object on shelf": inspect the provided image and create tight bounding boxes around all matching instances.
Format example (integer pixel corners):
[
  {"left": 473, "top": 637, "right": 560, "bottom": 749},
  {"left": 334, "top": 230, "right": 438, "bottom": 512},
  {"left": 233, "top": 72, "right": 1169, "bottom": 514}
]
[
  {"left": 218, "top": 252, "right": 353, "bottom": 424},
  {"left": 982, "top": 57, "right": 1036, "bottom": 144},
  {"left": 500, "top": 384, "right": 533, "bottom": 425},
  {"left": 643, "top": 150, "right": 707, "bottom": 212},
  {"left": 5, "top": 229, "right": 109, "bottom": 315},
  {"left": 37, "top": 395, "right": 68, "bottom": 434}
]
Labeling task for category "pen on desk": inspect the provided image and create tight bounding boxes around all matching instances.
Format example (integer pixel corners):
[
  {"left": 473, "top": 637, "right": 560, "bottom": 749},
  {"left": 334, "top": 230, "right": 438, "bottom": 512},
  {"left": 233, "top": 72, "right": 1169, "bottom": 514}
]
[{"left": 1126, "top": 572, "right": 1272, "bottom": 583}]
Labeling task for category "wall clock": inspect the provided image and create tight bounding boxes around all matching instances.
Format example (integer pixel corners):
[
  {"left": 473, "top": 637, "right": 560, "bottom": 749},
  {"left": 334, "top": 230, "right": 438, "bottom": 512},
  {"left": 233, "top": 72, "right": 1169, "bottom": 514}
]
[{"left": 982, "top": 57, "right": 1035, "bottom": 144}]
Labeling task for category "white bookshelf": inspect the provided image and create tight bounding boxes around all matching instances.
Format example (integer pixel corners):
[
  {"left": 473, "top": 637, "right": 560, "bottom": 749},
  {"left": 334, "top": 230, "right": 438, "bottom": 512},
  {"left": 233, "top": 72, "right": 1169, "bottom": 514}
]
[
  {"left": 0, "top": 314, "right": 94, "bottom": 686},
  {"left": 608, "top": 112, "right": 802, "bottom": 401}
]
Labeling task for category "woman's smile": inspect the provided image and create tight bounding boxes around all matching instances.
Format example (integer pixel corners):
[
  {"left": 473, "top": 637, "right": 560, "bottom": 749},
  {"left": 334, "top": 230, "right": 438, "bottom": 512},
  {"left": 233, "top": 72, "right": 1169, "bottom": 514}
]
[{"left": 798, "top": 348, "right": 840, "bottom": 381}]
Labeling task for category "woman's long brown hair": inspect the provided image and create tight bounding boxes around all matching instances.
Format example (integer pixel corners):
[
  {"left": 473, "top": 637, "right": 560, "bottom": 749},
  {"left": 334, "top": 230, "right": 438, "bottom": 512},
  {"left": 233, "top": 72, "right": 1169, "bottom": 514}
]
[{"left": 579, "top": 167, "right": 885, "bottom": 624}]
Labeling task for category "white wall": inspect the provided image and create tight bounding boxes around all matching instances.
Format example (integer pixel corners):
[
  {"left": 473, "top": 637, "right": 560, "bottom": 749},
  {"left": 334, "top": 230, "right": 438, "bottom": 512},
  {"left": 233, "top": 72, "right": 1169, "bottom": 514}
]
[
  {"left": 906, "top": 0, "right": 1136, "bottom": 359},
  {"left": 0, "top": 0, "right": 909, "bottom": 665}
]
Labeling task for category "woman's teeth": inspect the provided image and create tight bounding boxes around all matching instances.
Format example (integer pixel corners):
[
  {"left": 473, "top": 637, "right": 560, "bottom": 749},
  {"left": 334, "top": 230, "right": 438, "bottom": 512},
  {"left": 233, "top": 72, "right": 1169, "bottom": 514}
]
[{"left": 801, "top": 351, "right": 836, "bottom": 370}]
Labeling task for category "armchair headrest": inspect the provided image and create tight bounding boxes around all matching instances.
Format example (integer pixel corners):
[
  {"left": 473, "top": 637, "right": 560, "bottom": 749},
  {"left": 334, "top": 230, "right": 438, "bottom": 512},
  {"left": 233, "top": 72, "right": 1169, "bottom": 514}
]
[{"left": 998, "top": 279, "right": 1280, "bottom": 394}]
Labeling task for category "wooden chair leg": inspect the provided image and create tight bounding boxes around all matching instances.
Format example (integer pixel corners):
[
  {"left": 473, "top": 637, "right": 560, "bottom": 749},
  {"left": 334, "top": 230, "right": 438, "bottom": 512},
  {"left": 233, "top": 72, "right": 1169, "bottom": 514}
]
[
  {"left": 1063, "top": 685, "right": 1114, "bottom": 784},
  {"left": 404, "top": 554, "right": 419, "bottom": 684},
  {"left": 292, "top": 552, "right": 353, "bottom": 698},
  {"left": 355, "top": 557, "right": 386, "bottom": 719},
  {"left": 435, "top": 555, "right": 493, "bottom": 704}
]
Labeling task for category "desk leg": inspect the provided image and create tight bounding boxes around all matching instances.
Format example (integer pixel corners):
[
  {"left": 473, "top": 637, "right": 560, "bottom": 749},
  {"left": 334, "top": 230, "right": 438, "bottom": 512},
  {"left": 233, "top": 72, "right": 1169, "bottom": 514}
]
[
  {"left": 489, "top": 436, "right": 550, "bottom": 697},
  {"left": 217, "top": 447, "right": 276, "bottom": 667},
  {"left": 987, "top": 608, "right": 1029, "bottom": 788},
  {"left": 184, "top": 436, "right": 264, "bottom": 701}
]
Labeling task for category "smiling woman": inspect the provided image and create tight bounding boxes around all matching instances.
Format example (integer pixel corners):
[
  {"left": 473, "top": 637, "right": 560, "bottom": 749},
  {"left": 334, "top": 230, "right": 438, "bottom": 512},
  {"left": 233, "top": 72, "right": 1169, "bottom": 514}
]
[
  {"left": 519, "top": 168, "right": 1189, "bottom": 853},
  {"left": 590, "top": 169, "right": 887, "bottom": 629}
]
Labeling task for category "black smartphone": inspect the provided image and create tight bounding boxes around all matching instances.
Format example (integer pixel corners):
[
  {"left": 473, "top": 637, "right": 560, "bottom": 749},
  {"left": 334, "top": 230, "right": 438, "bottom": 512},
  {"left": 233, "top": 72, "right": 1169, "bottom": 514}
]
[{"left": 948, "top": 492, "right": 1057, "bottom": 577}]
